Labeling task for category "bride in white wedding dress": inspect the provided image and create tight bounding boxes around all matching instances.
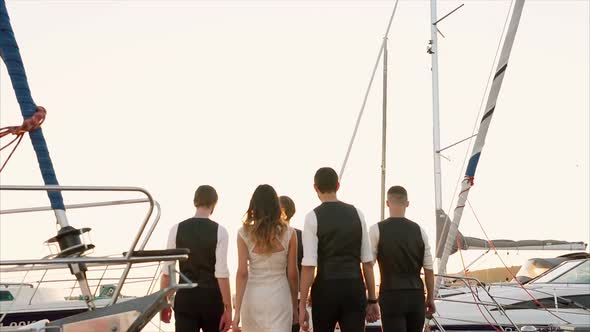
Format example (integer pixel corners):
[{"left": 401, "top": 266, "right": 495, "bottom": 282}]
[{"left": 232, "top": 184, "right": 299, "bottom": 332}]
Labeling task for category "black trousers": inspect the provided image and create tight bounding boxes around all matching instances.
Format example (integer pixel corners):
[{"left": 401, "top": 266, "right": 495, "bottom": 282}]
[
  {"left": 174, "top": 286, "right": 224, "bottom": 332},
  {"left": 379, "top": 289, "right": 425, "bottom": 332},
  {"left": 311, "top": 278, "right": 367, "bottom": 332}
]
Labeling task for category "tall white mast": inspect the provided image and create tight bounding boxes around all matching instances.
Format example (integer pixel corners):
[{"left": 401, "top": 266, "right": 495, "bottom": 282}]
[
  {"left": 435, "top": 0, "right": 526, "bottom": 294},
  {"left": 380, "top": 40, "right": 388, "bottom": 221},
  {"left": 430, "top": 0, "right": 448, "bottom": 269}
]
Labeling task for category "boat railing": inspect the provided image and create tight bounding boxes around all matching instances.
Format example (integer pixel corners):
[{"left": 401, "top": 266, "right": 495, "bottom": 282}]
[
  {"left": 0, "top": 185, "right": 179, "bottom": 306},
  {"left": 433, "top": 273, "right": 522, "bottom": 332}
]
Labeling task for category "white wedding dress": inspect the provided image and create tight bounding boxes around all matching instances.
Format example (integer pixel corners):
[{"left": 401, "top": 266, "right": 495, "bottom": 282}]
[{"left": 239, "top": 226, "right": 294, "bottom": 332}]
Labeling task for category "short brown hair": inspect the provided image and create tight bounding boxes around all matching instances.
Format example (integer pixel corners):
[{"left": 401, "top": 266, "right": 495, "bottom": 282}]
[
  {"left": 279, "top": 196, "right": 296, "bottom": 221},
  {"left": 193, "top": 185, "right": 218, "bottom": 207},
  {"left": 387, "top": 185, "right": 408, "bottom": 203},
  {"left": 314, "top": 167, "right": 339, "bottom": 193}
]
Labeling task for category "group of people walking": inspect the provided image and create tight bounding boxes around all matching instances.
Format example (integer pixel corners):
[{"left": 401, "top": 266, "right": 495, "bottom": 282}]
[{"left": 160, "top": 167, "right": 436, "bottom": 332}]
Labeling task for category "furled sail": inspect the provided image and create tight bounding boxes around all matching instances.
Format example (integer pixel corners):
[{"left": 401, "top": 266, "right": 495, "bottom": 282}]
[
  {"left": 434, "top": 0, "right": 526, "bottom": 294},
  {"left": 461, "top": 238, "right": 587, "bottom": 251},
  {"left": 436, "top": 214, "right": 587, "bottom": 257}
]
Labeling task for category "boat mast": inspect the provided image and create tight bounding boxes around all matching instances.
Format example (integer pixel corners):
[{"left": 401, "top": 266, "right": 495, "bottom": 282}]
[
  {"left": 435, "top": 0, "right": 526, "bottom": 294},
  {"left": 339, "top": 0, "right": 399, "bottom": 181},
  {"left": 380, "top": 40, "right": 388, "bottom": 221},
  {"left": 429, "top": 0, "right": 447, "bottom": 267}
]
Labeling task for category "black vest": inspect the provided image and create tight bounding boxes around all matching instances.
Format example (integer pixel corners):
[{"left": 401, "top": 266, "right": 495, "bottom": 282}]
[
  {"left": 315, "top": 202, "right": 362, "bottom": 280},
  {"left": 295, "top": 228, "right": 303, "bottom": 275},
  {"left": 176, "top": 217, "right": 219, "bottom": 289},
  {"left": 377, "top": 217, "right": 425, "bottom": 291}
]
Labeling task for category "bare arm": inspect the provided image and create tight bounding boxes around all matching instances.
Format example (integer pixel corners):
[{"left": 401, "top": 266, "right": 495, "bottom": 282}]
[
  {"left": 159, "top": 273, "right": 173, "bottom": 323},
  {"left": 159, "top": 225, "right": 177, "bottom": 324},
  {"left": 424, "top": 268, "right": 436, "bottom": 316},
  {"left": 362, "top": 261, "right": 377, "bottom": 300},
  {"left": 299, "top": 266, "right": 314, "bottom": 305},
  {"left": 217, "top": 277, "right": 232, "bottom": 311},
  {"left": 287, "top": 230, "right": 299, "bottom": 311},
  {"left": 215, "top": 227, "right": 232, "bottom": 312},
  {"left": 421, "top": 227, "right": 436, "bottom": 316},
  {"left": 298, "top": 265, "right": 315, "bottom": 331},
  {"left": 234, "top": 234, "right": 249, "bottom": 324},
  {"left": 160, "top": 273, "right": 170, "bottom": 291},
  {"left": 299, "top": 211, "right": 317, "bottom": 331},
  {"left": 424, "top": 268, "right": 434, "bottom": 300},
  {"left": 361, "top": 218, "right": 379, "bottom": 323}
]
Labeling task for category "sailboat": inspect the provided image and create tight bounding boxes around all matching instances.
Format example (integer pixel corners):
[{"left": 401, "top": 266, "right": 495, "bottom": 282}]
[
  {"left": 424, "top": 0, "right": 590, "bottom": 331},
  {"left": 428, "top": 0, "right": 586, "bottom": 277},
  {"left": 338, "top": 0, "right": 588, "bottom": 330},
  {"left": 0, "top": 1, "right": 197, "bottom": 330}
]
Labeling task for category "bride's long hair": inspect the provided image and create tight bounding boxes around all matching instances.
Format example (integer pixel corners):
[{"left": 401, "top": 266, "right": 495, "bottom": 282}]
[{"left": 243, "top": 184, "right": 287, "bottom": 255}]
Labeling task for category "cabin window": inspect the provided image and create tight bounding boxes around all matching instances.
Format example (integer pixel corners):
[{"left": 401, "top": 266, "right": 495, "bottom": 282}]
[
  {"left": 533, "top": 260, "right": 589, "bottom": 284},
  {"left": 0, "top": 290, "right": 14, "bottom": 301},
  {"left": 496, "top": 294, "right": 590, "bottom": 310},
  {"left": 552, "top": 261, "right": 590, "bottom": 284},
  {"left": 564, "top": 295, "right": 590, "bottom": 308}
]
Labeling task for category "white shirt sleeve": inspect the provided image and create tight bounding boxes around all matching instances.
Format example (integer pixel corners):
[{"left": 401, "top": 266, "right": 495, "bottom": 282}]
[
  {"left": 421, "top": 226, "right": 434, "bottom": 270},
  {"left": 301, "top": 211, "right": 318, "bottom": 267},
  {"left": 356, "top": 209, "right": 374, "bottom": 263},
  {"left": 369, "top": 223, "right": 380, "bottom": 263},
  {"left": 215, "top": 225, "right": 230, "bottom": 278},
  {"left": 162, "top": 223, "right": 178, "bottom": 276}
]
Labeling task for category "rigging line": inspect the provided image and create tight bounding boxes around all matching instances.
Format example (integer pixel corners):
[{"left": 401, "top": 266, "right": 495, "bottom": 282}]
[
  {"left": 0, "top": 134, "right": 22, "bottom": 150},
  {"left": 433, "top": 3, "right": 465, "bottom": 26},
  {"left": 0, "top": 134, "right": 23, "bottom": 173},
  {"left": 457, "top": 236, "right": 503, "bottom": 332},
  {"left": 93, "top": 264, "right": 111, "bottom": 298},
  {"left": 466, "top": 199, "right": 573, "bottom": 324},
  {"left": 339, "top": 0, "right": 400, "bottom": 180},
  {"left": 437, "top": 133, "right": 478, "bottom": 153},
  {"left": 439, "top": 0, "right": 514, "bottom": 251}
]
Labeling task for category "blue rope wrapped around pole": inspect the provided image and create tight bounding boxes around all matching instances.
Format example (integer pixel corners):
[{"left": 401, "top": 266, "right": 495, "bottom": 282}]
[{"left": 0, "top": 0, "right": 65, "bottom": 210}]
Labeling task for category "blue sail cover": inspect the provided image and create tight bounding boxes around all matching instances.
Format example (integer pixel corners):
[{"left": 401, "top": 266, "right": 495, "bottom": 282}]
[{"left": 0, "top": 0, "right": 65, "bottom": 210}]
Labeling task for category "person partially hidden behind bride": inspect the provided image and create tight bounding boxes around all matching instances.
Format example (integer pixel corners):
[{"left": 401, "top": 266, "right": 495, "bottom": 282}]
[{"left": 232, "top": 184, "right": 299, "bottom": 332}]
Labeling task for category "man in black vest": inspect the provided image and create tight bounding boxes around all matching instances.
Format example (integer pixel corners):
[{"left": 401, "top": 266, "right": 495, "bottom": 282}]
[
  {"left": 299, "top": 167, "right": 380, "bottom": 332},
  {"left": 369, "top": 185, "right": 436, "bottom": 332},
  {"left": 279, "top": 195, "right": 304, "bottom": 332},
  {"left": 280, "top": 195, "right": 303, "bottom": 277},
  {"left": 159, "top": 185, "right": 232, "bottom": 332}
]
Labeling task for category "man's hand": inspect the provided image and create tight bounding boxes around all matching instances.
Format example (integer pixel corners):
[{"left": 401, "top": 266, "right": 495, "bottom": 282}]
[
  {"left": 299, "top": 302, "right": 310, "bottom": 331},
  {"left": 219, "top": 308, "right": 232, "bottom": 332},
  {"left": 160, "top": 307, "right": 172, "bottom": 324},
  {"left": 365, "top": 303, "right": 380, "bottom": 323},
  {"left": 426, "top": 296, "right": 436, "bottom": 318}
]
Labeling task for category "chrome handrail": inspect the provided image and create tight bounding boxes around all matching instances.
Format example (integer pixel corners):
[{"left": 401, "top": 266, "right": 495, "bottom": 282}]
[
  {"left": 0, "top": 255, "right": 187, "bottom": 266},
  {"left": 0, "top": 198, "right": 150, "bottom": 215},
  {"left": 0, "top": 185, "right": 159, "bottom": 305},
  {"left": 434, "top": 273, "right": 522, "bottom": 332}
]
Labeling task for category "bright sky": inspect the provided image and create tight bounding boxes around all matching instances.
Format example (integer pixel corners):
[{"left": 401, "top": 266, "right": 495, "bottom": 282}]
[{"left": 1, "top": 0, "right": 589, "bottom": 305}]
